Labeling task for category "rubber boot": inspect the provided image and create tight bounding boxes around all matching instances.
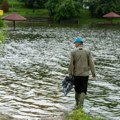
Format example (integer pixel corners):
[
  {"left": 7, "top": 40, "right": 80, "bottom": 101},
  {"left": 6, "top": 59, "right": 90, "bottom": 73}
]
[
  {"left": 79, "top": 92, "right": 86, "bottom": 108},
  {"left": 75, "top": 92, "right": 80, "bottom": 109}
]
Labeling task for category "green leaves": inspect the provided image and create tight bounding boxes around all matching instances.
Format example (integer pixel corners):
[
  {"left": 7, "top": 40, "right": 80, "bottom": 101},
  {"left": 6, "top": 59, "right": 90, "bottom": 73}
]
[
  {"left": 89, "top": 0, "right": 120, "bottom": 17},
  {"left": 46, "top": 0, "right": 81, "bottom": 21},
  {"left": 45, "top": 0, "right": 58, "bottom": 17},
  {"left": 21, "top": 0, "right": 47, "bottom": 8}
]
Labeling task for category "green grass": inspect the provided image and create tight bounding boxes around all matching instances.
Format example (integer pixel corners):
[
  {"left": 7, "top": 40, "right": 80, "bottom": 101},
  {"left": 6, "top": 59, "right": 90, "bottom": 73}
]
[
  {"left": 3, "top": 0, "right": 49, "bottom": 17},
  {"left": 78, "top": 9, "right": 108, "bottom": 25},
  {"left": 66, "top": 109, "right": 105, "bottom": 120}
]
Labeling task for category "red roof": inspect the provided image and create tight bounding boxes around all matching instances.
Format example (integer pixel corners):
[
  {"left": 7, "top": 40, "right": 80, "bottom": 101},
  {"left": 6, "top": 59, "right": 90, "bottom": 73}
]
[
  {"left": 103, "top": 12, "right": 120, "bottom": 18},
  {"left": 2, "top": 13, "right": 26, "bottom": 21}
]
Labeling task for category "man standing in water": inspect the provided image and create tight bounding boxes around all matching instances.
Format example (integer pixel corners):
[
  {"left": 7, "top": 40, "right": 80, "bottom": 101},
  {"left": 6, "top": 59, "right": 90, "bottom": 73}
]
[{"left": 68, "top": 37, "right": 96, "bottom": 109}]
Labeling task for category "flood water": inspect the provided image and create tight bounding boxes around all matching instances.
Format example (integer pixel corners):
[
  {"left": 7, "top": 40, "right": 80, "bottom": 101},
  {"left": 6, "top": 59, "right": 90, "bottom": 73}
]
[{"left": 0, "top": 26, "right": 120, "bottom": 120}]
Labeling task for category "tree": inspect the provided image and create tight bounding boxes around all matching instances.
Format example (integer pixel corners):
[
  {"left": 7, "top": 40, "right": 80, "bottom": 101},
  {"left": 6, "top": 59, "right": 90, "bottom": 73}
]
[
  {"left": 45, "top": 0, "right": 58, "bottom": 17},
  {"left": 89, "top": 0, "right": 120, "bottom": 17},
  {"left": 0, "top": 0, "right": 9, "bottom": 13},
  {"left": 20, "top": 0, "right": 47, "bottom": 8},
  {"left": 46, "top": 0, "right": 81, "bottom": 21},
  {"left": 36, "top": 0, "right": 48, "bottom": 8}
]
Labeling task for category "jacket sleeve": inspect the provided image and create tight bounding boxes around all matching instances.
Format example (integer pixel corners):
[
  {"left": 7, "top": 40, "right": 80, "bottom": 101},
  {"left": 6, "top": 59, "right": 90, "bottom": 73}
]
[
  {"left": 88, "top": 51, "right": 96, "bottom": 77},
  {"left": 68, "top": 52, "right": 74, "bottom": 76}
]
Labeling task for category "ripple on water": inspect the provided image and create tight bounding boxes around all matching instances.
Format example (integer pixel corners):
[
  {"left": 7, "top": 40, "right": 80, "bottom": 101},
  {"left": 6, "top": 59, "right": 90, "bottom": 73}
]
[{"left": 0, "top": 27, "right": 120, "bottom": 120}]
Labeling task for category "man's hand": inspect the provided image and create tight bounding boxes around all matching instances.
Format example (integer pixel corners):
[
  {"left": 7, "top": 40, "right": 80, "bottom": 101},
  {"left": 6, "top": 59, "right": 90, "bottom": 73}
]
[
  {"left": 69, "top": 75, "right": 73, "bottom": 78},
  {"left": 92, "top": 77, "right": 96, "bottom": 80}
]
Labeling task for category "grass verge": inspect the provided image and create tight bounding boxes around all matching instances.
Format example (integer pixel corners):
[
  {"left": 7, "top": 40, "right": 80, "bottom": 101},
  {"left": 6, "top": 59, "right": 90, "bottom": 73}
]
[{"left": 66, "top": 109, "right": 105, "bottom": 120}]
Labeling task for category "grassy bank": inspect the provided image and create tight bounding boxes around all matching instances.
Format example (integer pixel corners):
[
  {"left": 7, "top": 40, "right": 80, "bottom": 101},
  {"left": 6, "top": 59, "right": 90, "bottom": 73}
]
[{"left": 66, "top": 109, "right": 105, "bottom": 120}]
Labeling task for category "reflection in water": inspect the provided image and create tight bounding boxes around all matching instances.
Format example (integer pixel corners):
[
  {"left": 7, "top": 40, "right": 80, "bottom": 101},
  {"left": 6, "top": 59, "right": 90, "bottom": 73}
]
[{"left": 0, "top": 27, "right": 120, "bottom": 120}]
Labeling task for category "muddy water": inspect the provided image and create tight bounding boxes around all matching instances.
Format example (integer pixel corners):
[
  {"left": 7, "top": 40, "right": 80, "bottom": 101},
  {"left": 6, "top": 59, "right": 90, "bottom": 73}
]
[{"left": 0, "top": 27, "right": 120, "bottom": 120}]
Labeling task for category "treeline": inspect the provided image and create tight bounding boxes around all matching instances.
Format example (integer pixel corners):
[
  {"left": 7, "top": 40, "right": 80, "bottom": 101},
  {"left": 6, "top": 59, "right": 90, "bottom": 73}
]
[
  {"left": 18, "top": 0, "right": 120, "bottom": 18},
  {"left": 19, "top": 0, "right": 47, "bottom": 9},
  {"left": 1, "top": 0, "right": 120, "bottom": 21}
]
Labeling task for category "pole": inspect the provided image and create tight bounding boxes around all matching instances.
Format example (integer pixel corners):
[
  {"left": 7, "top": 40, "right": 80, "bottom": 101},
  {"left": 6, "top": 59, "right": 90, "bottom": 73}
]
[{"left": 13, "top": 21, "right": 15, "bottom": 30}]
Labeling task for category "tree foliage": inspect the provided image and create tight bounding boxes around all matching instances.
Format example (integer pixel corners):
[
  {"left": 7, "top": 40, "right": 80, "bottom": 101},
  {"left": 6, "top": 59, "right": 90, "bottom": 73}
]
[
  {"left": 89, "top": 0, "right": 120, "bottom": 17},
  {"left": 20, "top": 0, "right": 47, "bottom": 8},
  {"left": 0, "top": 0, "right": 9, "bottom": 12},
  {"left": 46, "top": 0, "right": 81, "bottom": 21},
  {"left": 45, "top": 0, "right": 57, "bottom": 17},
  {"left": 0, "top": 0, "right": 8, "bottom": 4}
]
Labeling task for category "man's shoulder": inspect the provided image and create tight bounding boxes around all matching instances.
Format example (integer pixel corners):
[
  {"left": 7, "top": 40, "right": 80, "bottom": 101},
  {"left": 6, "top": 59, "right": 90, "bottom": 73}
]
[
  {"left": 71, "top": 48, "right": 78, "bottom": 54},
  {"left": 71, "top": 47, "right": 91, "bottom": 54},
  {"left": 83, "top": 47, "right": 91, "bottom": 53}
]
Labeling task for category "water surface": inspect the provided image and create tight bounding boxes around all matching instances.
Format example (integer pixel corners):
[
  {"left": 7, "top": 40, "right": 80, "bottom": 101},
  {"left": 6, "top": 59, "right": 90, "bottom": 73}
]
[{"left": 0, "top": 27, "right": 120, "bottom": 120}]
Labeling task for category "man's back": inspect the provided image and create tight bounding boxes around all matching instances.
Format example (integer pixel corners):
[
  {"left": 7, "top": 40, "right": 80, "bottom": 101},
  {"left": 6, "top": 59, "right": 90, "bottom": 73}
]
[{"left": 69, "top": 46, "right": 95, "bottom": 77}]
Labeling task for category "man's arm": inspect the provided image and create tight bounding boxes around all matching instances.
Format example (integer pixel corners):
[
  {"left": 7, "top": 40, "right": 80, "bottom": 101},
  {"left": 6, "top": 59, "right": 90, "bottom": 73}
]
[
  {"left": 68, "top": 52, "right": 74, "bottom": 77},
  {"left": 88, "top": 51, "right": 96, "bottom": 79}
]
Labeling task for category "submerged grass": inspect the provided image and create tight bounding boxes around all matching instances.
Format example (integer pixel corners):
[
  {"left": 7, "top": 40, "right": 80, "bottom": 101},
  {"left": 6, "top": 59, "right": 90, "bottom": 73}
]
[
  {"left": 0, "top": 31, "right": 5, "bottom": 43},
  {"left": 0, "top": 19, "right": 7, "bottom": 44},
  {"left": 66, "top": 109, "right": 105, "bottom": 120},
  {"left": 0, "top": 114, "right": 14, "bottom": 120}
]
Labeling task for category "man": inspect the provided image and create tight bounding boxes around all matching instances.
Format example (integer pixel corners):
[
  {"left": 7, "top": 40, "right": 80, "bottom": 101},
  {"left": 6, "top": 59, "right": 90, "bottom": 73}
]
[{"left": 68, "top": 37, "right": 96, "bottom": 109}]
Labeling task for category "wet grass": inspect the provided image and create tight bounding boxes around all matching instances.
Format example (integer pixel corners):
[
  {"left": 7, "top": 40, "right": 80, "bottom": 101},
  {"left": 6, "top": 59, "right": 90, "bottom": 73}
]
[
  {"left": 0, "top": 19, "right": 7, "bottom": 44},
  {"left": 0, "top": 114, "right": 14, "bottom": 120},
  {"left": 66, "top": 109, "right": 105, "bottom": 120}
]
